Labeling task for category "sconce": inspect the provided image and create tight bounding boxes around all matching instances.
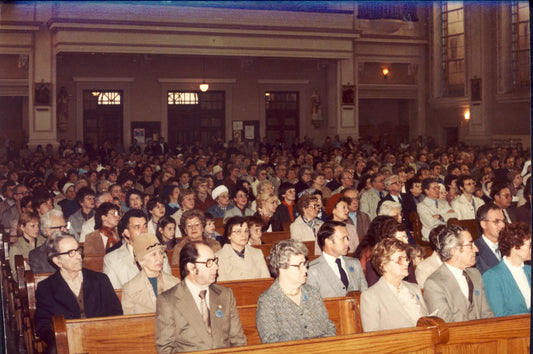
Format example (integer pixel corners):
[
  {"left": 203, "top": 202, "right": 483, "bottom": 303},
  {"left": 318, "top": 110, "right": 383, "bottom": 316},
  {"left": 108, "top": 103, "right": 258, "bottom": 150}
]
[
  {"left": 381, "top": 67, "right": 390, "bottom": 79},
  {"left": 464, "top": 110, "right": 470, "bottom": 120}
]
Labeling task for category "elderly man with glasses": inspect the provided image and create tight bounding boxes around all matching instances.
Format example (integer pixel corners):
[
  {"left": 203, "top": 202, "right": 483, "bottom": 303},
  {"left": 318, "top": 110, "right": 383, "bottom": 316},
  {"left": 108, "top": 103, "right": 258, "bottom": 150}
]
[
  {"left": 35, "top": 231, "right": 122, "bottom": 352},
  {"left": 156, "top": 241, "right": 246, "bottom": 353},
  {"left": 424, "top": 225, "right": 494, "bottom": 323}
]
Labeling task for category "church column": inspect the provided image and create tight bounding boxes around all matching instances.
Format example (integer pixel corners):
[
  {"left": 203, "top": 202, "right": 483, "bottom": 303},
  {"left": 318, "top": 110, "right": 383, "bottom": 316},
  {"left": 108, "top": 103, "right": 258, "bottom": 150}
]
[{"left": 28, "top": 12, "right": 57, "bottom": 148}]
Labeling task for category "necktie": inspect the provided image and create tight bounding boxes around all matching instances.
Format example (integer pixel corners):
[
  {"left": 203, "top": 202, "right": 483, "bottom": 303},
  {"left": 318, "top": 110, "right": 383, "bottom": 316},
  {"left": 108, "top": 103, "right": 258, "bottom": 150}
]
[
  {"left": 335, "top": 258, "right": 349, "bottom": 289},
  {"left": 199, "top": 290, "right": 212, "bottom": 335},
  {"left": 462, "top": 270, "right": 474, "bottom": 303},
  {"left": 471, "top": 199, "right": 476, "bottom": 214},
  {"left": 379, "top": 191, "right": 384, "bottom": 199}
]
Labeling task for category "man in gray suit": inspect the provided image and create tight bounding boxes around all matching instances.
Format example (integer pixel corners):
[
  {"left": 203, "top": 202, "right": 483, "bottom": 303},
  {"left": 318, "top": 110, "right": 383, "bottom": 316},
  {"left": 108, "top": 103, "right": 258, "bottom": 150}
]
[
  {"left": 424, "top": 225, "right": 494, "bottom": 323},
  {"left": 155, "top": 241, "right": 246, "bottom": 353},
  {"left": 307, "top": 221, "right": 367, "bottom": 298}
]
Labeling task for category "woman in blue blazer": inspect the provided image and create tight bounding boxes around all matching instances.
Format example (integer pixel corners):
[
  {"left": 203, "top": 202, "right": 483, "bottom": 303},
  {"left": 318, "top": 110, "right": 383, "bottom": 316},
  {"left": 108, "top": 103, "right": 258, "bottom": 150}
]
[{"left": 482, "top": 222, "right": 531, "bottom": 317}]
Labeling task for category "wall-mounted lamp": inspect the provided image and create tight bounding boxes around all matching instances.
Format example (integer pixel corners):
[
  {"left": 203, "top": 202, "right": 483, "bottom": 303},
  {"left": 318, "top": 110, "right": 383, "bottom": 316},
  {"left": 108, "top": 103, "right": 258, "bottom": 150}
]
[
  {"left": 199, "top": 57, "right": 209, "bottom": 92},
  {"left": 381, "top": 67, "right": 390, "bottom": 79},
  {"left": 91, "top": 91, "right": 100, "bottom": 97},
  {"left": 464, "top": 110, "right": 470, "bottom": 120}
]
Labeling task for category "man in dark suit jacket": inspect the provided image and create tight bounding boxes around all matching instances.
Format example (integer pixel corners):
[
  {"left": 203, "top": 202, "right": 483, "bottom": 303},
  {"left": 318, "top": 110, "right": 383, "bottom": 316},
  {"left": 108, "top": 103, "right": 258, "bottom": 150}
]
[
  {"left": 35, "top": 232, "right": 122, "bottom": 350},
  {"left": 490, "top": 182, "right": 517, "bottom": 224},
  {"left": 155, "top": 241, "right": 246, "bottom": 353},
  {"left": 474, "top": 203, "right": 505, "bottom": 274}
]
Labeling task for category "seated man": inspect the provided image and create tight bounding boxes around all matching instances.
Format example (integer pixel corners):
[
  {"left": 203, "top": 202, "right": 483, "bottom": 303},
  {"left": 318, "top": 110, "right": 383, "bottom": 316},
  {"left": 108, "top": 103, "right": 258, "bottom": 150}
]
[
  {"left": 307, "top": 221, "right": 367, "bottom": 298},
  {"left": 474, "top": 203, "right": 505, "bottom": 274},
  {"left": 29, "top": 209, "right": 70, "bottom": 274},
  {"left": 155, "top": 241, "right": 246, "bottom": 353},
  {"left": 35, "top": 231, "right": 122, "bottom": 350},
  {"left": 424, "top": 225, "right": 494, "bottom": 322},
  {"left": 451, "top": 174, "right": 485, "bottom": 220},
  {"left": 103, "top": 208, "right": 171, "bottom": 289},
  {"left": 417, "top": 178, "right": 457, "bottom": 241}
]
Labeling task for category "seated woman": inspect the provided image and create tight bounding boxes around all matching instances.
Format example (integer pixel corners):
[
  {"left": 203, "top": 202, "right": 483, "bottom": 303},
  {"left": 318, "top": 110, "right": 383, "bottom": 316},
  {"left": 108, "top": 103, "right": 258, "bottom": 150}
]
[
  {"left": 146, "top": 197, "right": 167, "bottom": 235},
  {"left": 364, "top": 221, "right": 418, "bottom": 287},
  {"left": 156, "top": 215, "right": 178, "bottom": 250},
  {"left": 361, "top": 238, "right": 428, "bottom": 332},
  {"left": 254, "top": 191, "right": 282, "bottom": 232},
  {"left": 206, "top": 185, "right": 234, "bottom": 218},
  {"left": 9, "top": 212, "right": 46, "bottom": 281},
  {"left": 328, "top": 195, "right": 359, "bottom": 254},
  {"left": 122, "top": 232, "right": 180, "bottom": 314},
  {"left": 215, "top": 216, "right": 270, "bottom": 282},
  {"left": 354, "top": 215, "right": 397, "bottom": 275},
  {"left": 272, "top": 182, "right": 297, "bottom": 226},
  {"left": 162, "top": 184, "right": 180, "bottom": 216},
  {"left": 170, "top": 188, "right": 195, "bottom": 226},
  {"left": 223, "top": 186, "right": 254, "bottom": 222},
  {"left": 256, "top": 239, "right": 336, "bottom": 343},
  {"left": 290, "top": 194, "right": 323, "bottom": 250},
  {"left": 246, "top": 216, "right": 265, "bottom": 245},
  {"left": 483, "top": 222, "right": 531, "bottom": 317},
  {"left": 84, "top": 202, "right": 121, "bottom": 255}
]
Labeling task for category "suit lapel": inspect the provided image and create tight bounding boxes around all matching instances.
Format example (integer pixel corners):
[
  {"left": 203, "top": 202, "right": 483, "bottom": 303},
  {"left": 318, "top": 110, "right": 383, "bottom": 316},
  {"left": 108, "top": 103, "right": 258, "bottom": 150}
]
[
  {"left": 317, "top": 256, "right": 343, "bottom": 293},
  {"left": 440, "top": 265, "right": 470, "bottom": 313},
  {"left": 376, "top": 277, "right": 413, "bottom": 320},
  {"left": 175, "top": 282, "right": 214, "bottom": 346},
  {"left": 209, "top": 285, "right": 224, "bottom": 345}
]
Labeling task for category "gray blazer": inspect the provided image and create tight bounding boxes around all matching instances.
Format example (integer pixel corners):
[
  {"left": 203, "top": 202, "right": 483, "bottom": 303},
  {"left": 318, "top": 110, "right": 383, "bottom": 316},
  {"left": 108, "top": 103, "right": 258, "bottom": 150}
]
[
  {"left": 307, "top": 255, "right": 367, "bottom": 298},
  {"left": 360, "top": 277, "right": 427, "bottom": 332},
  {"left": 424, "top": 263, "right": 494, "bottom": 323}
]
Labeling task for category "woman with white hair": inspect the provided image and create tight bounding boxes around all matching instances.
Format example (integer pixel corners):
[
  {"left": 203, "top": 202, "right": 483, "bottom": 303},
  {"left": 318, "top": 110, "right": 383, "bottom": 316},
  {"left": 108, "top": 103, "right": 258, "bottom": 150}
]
[{"left": 122, "top": 232, "right": 180, "bottom": 314}]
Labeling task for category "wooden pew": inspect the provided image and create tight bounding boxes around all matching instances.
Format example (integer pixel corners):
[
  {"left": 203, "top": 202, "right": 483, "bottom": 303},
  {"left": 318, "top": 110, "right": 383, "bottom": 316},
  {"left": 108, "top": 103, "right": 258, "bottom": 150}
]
[
  {"left": 217, "top": 278, "right": 274, "bottom": 306},
  {"left": 447, "top": 218, "right": 479, "bottom": 240},
  {"left": 433, "top": 314, "right": 530, "bottom": 353},
  {"left": 196, "top": 317, "right": 447, "bottom": 354},
  {"left": 25, "top": 270, "right": 53, "bottom": 354},
  {"left": 52, "top": 293, "right": 361, "bottom": 353},
  {"left": 252, "top": 240, "right": 315, "bottom": 259},
  {"left": 83, "top": 254, "right": 104, "bottom": 272},
  {"left": 215, "top": 217, "right": 225, "bottom": 235},
  {"left": 261, "top": 231, "right": 290, "bottom": 244},
  {"left": 409, "top": 212, "right": 431, "bottom": 247}
]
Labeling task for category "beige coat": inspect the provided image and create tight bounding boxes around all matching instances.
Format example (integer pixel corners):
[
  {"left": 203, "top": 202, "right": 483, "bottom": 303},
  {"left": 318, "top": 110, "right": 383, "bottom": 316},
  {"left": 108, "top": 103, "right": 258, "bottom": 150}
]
[
  {"left": 215, "top": 244, "right": 270, "bottom": 282},
  {"left": 122, "top": 270, "right": 180, "bottom": 315}
]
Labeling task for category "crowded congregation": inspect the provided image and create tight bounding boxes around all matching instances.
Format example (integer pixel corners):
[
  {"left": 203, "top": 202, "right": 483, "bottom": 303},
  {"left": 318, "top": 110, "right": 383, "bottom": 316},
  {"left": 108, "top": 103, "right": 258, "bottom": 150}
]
[{"left": 0, "top": 1, "right": 530, "bottom": 353}]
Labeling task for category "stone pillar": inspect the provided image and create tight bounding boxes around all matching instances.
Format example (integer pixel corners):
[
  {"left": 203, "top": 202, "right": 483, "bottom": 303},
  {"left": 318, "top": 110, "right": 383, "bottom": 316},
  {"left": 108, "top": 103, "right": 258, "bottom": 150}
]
[
  {"left": 28, "top": 16, "right": 57, "bottom": 148},
  {"left": 463, "top": 3, "right": 491, "bottom": 145},
  {"left": 335, "top": 57, "right": 358, "bottom": 141}
]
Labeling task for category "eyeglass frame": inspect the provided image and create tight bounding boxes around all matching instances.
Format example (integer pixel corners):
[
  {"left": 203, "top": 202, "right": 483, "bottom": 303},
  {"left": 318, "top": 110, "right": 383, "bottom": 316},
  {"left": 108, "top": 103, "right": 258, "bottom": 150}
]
[
  {"left": 53, "top": 246, "right": 84, "bottom": 258},
  {"left": 288, "top": 260, "right": 309, "bottom": 270},
  {"left": 195, "top": 257, "right": 219, "bottom": 268}
]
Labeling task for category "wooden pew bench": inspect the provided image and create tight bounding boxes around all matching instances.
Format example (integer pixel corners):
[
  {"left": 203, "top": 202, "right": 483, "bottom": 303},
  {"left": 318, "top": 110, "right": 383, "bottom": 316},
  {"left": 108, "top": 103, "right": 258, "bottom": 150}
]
[
  {"left": 52, "top": 292, "right": 361, "bottom": 353},
  {"left": 261, "top": 231, "right": 290, "bottom": 244},
  {"left": 217, "top": 278, "right": 274, "bottom": 306}
]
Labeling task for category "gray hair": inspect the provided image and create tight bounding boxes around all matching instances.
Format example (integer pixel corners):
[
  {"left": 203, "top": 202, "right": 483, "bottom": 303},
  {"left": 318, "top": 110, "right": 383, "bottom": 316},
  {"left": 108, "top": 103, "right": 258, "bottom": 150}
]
[
  {"left": 47, "top": 231, "right": 77, "bottom": 260},
  {"left": 378, "top": 201, "right": 402, "bottom": 217},
  {"left": 384, "top": 174, "right": 399, "bottom": 188},
  {"left": 435, "top": 224, "right": 466, "bottom": 262},
  {"left": 267, "top": 239, "right": 308, "bottom": 278},
  {"left": 257, "top": 180, "right": 274, "bottom": 194},
  {"left": 95, "top": 179, "right": 111, "bottom": 194},
  {"left": 95, "top": 191, "right": 112, "bottom": 207},
  {"left": 40, "top": 209, "right": 65, "bottom": 236}
]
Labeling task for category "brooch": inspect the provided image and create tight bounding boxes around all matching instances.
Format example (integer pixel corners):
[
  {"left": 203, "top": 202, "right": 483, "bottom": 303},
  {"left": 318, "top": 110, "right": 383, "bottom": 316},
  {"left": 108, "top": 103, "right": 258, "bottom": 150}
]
[
  {"left": 302, "top": 293, "right": 308, "bottom": 301},
  {"left": 349, "top": 266, "right": 355, "bottom": 272},
  {"left": 215, "top": 309, "right": 223, "bottom": 318},
  {"left": 474, "top": 289, "right": 480, "bottom": 296}
]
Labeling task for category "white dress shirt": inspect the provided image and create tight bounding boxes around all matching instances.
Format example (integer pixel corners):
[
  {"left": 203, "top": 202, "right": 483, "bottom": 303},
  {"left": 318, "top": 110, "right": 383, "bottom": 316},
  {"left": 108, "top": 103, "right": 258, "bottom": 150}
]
[
  {"left": 503, "top": 257, "right": 531, "bottom": 308},
  {"left": 481, "top": 235, "right": 501, "bottom": 260},
  {"left": 445, "top": 263, "right": 469, "bottom": 301}
]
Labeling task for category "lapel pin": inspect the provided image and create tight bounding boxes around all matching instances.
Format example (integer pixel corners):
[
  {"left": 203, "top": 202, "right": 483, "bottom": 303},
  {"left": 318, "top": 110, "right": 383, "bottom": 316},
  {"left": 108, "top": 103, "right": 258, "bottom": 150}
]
[
  {"left": 349, "top": 266, "right": 354, "bottom": 272},
  {"left": 215, "top": 309, "right": 223, "bottom": 318},
  {"left": 474, "top": 289, "right": 480, "bottom": 296}
]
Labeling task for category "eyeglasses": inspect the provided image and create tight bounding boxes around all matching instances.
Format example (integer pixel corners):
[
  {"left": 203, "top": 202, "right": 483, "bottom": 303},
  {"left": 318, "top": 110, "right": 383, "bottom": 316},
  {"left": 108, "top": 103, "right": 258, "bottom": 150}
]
[
  {"left": 392, "top": 256, "right": 410, "bottom": 265},
  {"left": 484, "top": 219, "right": 505, "bottom": 225},
  {"left": 186, "top": 222, "right": 202, "bottom": 229},
  {"left": 289, "top": 260, "right": 309, "bottom": 270},
  {"left": 308, "top": 204, "right": 320, "bottom": 209},
  {"left": 54, "top": 246, "right": 84, "bottom": 258},
  {"left": 195, "top": 257, "right": 219, "bottom": 268},
  {"left": 49, "top": 222, "right": 70, "bottom": 230},
  {"left": 458, "top": 242, "right": 475, "bottom": 250}
]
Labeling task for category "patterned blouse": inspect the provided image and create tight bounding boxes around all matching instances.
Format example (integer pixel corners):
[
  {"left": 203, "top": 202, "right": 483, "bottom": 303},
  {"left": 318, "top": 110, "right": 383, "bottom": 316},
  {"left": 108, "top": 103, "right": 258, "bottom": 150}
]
[{"left": 256, "top": 280, "right": 336, "bottom": 343}]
